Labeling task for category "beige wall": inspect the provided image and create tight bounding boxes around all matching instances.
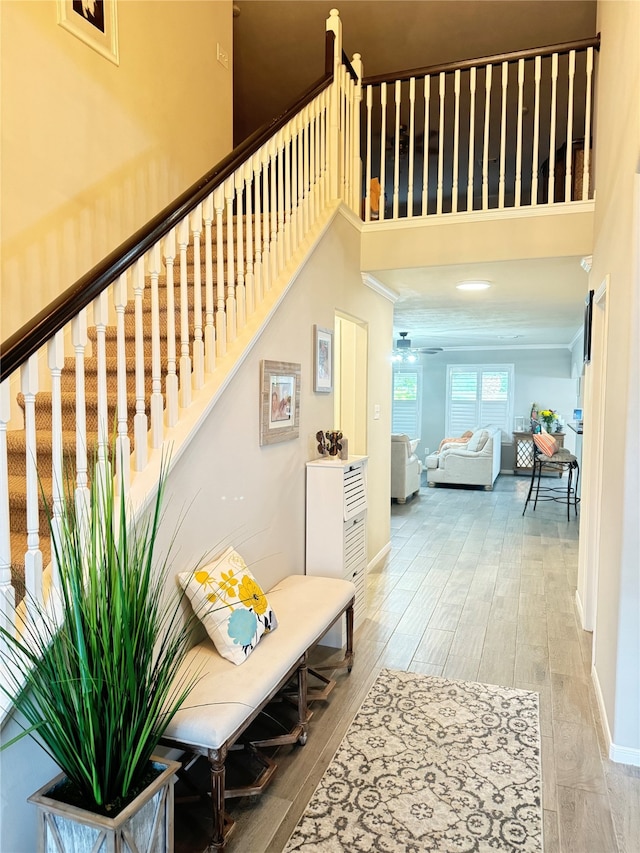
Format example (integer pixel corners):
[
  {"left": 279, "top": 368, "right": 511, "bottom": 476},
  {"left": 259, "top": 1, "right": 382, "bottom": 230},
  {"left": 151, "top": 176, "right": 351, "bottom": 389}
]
[
  {"left": 153, "top": 210, "right": 393, "bottom": 595},
  {"left": 582, "top": 0, "right": 640, "bottom": 757},
  {"left": 1, "top": 0, "right": 233, "bottom": 341}
]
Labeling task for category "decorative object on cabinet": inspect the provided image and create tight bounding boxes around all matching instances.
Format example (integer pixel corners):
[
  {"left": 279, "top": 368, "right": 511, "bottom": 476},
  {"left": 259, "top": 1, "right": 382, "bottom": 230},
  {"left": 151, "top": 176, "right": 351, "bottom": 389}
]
[
  {"left": 313, "top": 325, "right": 333, "bottom": 392},
  {"left": 260, "top": 360, "right": 301, "bottom": 445},
  {"left": 326, "top": 430, "right": 343, "bottom": 456},
  {"left": 306, "top": 456, "right": 368, "bottom": 647},
  {"left": 57, "top": 0, "right": 119, "bottom": 65}
]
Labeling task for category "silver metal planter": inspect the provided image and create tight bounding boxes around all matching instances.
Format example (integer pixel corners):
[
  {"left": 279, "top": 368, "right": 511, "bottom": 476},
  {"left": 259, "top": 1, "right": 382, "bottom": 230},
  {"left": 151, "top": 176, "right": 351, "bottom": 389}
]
[{"left": 28, "top": 756, "right": 181, "bottom": 853}]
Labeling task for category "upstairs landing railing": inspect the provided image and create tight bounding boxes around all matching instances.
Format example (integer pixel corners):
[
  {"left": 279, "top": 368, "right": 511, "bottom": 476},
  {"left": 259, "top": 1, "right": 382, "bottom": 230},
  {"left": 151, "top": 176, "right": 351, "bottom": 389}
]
[
  {"left": 0, "top": 9, "right": 361, "bottom": 646},
  {"left": 362, "top": 36, "right": 599, "bottom": 221}
]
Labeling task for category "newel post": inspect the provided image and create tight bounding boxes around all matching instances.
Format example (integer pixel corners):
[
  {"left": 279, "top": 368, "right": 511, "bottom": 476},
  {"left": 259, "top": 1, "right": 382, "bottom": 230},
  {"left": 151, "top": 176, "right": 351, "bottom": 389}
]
[{"left": 326, "top": 8, "right": 342, "bottom": 201}]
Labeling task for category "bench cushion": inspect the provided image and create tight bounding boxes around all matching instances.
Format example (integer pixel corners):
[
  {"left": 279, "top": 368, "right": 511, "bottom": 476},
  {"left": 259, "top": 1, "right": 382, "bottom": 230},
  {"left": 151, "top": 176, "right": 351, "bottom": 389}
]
[{"left": 163, "top": 575, "right": 355, "bottom": 752}]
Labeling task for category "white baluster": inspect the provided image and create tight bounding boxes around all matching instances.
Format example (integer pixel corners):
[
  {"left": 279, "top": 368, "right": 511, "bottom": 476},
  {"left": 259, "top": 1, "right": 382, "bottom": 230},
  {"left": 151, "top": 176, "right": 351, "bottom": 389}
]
[
  {"left": 351, "top": 54, "right": 363, "bottom": 215},
  {"left": 147, "top": 245, "right": 164, "bottom": 449},
  {"left": 565, "top": 50, "right": 576, "bottom": 202},
  {"left": 301, "top": 112, "right": 310, "bottom": 238},
  {"left": 22, "top": 355, "right": 43, "bottom": 609},
  {"left": 583, "top": 47, "right": 593, "bottom": 200},
  {"left": 296, "top": 115, "right": 304, "bottom": 244},
  {"left": 339, "top": 67, "right": 346, "bottom": 201},
  {"left": 308, "top": 113, "right": 317, "bottom": 227},
  {"left": 113, "top": 272, "right": 130, "bottom": 494},
  {"left": 498, "top": 61, "right": 508, "bottom": 209},
  {"left": 0, "top": 379, "right": 16, "bottom": 644},
  {"left": 162, "top": 228, "right": 179, "bottom": 426},
  {"left": 254, "top": 156, "right": 264, "bottom": 302},
  {"left": 437, "top": 72, "right": 445, "bottom": 215},
  {"left": 532, "top": 56, "right": 542, "bottom": 206},
  {"left": 320, "top": 88, "right": 328, "bottom": 211},
  {"left": 422, "top": 75, "right": 431, "bottom": 216},
  {"left": 133, "top": 257, "right": 149, "bottom": 467},
  {"left": 214, "top": 186, "right": 227, "bottom": 356},
  {"left": 515, "top": 58, "right": 525, "bottom": 208},
  {"left": 452, "top": 69, "right": 461, "bottom": 213},
  {"left": 190, "top": 203, "right": 205, "bottom": 389},
  {"left": 203, "top": 195, "right": 216, "bottom": 373},
  {"left": 283, "top": 128, "right": 292, "bottom": 262},
  {"left": 393, "top": 79, "right": 401, "bottom": 219},
  {"left": 365, "top": 85, "right": 373, "bottom": 222},
  {"left": 234, "top": 173, "right": 247, "bottom": 331},
  {"left": 314, "top": 95, "right": 322, "bottom": 219},
  {"left": 548, "top": 53, "right": 559, "bottom": 204},
  {"left": 482, "top": 64, "right": 493, "bottom": 210},
  {"left": 71, "top": 311, "right": 90, "bottom": 569},
  {"left": 92, "top": 289, "right": 110, "bottom": 501},
  {"left": 47, "top": 331, "right": 64, "bottom": 595},
  {"left": 344, "top": 71, "right": 352, "bottom": 208},
  {"left": 177, "top": 217, "right": 193, "bottom": 408},
  {"left": 244, "top": 164, "right": 255, "bottom": 316},
  {"left": 407, "top": 77, "right": 416, "bottom": 218},
  {"left": 467, "top": 67, "right": 477, "bottom": 211},
  {"left": 276, "top": 130, "right": 286, "bottom": 269},
  {"left": 225, "top": 178, "right": 237, "bottom": 344},
  {"left": 325, "top": 8, "right": 342, "bottom": 201},
  {"left": 379, "top": 82, "right": 387, "bottom": 221},
  {"left": 262, "top": 148, "right": 271, "bottom": 292},
  {"left": 271, "top": 134, "right": 280, "bottom": 280}
]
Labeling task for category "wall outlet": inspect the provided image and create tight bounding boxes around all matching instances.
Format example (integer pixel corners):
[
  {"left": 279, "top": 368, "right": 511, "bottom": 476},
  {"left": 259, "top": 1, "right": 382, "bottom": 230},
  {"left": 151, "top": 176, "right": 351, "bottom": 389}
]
[{"left": 217, "top": 43, "right": 229, "bottom": 69}]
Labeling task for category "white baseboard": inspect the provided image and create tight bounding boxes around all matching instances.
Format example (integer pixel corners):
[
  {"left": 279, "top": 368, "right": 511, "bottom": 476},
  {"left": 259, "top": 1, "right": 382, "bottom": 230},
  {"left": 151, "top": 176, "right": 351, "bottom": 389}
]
[
  {"left": 575, "top": 589, "right": 585, "bottom": 625},
  {"left": 368, "top": 541, "right": 391, "bottom": 572},
  {"left": 591, "top": 666, "right": 640, "bottom": 766}
]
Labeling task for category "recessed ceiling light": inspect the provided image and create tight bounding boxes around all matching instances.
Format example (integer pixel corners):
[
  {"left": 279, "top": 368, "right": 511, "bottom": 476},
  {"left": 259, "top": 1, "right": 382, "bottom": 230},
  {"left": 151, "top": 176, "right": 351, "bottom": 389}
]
[{"left": 456, "top": 280, "right": 491, "bottom": 291}]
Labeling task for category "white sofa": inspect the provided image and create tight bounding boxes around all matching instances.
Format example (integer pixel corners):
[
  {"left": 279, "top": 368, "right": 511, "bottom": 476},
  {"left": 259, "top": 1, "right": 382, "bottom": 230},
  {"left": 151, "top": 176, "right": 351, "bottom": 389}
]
[
  {"left": 391, "top": 434, "right": 422, "bottom": 503},
  {"left": 425, "top": 426, "right": 502, "bottom": 490}
]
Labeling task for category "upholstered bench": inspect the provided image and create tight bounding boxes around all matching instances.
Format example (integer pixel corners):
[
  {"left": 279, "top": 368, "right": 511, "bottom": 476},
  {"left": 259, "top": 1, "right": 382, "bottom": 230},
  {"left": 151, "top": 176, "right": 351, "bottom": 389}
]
[{"left": 161, "top": 574, "right": 355, "bottom": 851}]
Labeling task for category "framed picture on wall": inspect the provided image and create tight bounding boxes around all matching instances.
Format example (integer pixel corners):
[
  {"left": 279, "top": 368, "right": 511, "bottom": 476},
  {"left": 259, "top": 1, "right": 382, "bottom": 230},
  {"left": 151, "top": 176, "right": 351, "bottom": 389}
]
[
  {"left": 313, "top": 325, "right": 333, "bottom": 393},
  {"left": 260, "top": 360, "right": 301, "bottom": 445},
  {"left": 58, "top": 0, "right": 119, "bottom": 65}
]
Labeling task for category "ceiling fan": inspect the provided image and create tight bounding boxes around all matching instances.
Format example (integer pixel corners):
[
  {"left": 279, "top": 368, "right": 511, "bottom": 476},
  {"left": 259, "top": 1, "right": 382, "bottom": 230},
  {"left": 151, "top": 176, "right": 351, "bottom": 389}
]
[{"left": 393, "top": 332, "right": 443, "bottom": 358}]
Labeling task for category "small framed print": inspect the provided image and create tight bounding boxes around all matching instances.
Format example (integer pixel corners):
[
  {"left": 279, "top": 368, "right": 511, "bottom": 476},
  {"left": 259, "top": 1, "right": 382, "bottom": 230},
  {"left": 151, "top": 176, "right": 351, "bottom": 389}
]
[
  {"left": 260, "top": 360, "right": 301, "bottom": 446},
  {"left": 313, "top": 325, "right": 333, "bottom": 393},
  {"left": 58, "top": 0, "right": 119, "bottom": 66}
]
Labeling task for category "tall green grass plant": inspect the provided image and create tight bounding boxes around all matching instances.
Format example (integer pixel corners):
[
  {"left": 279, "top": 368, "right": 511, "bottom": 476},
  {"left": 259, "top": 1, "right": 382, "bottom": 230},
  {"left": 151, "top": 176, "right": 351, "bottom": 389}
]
[{"left": 0, "top": 455, "right": 200, "bottom": 814}]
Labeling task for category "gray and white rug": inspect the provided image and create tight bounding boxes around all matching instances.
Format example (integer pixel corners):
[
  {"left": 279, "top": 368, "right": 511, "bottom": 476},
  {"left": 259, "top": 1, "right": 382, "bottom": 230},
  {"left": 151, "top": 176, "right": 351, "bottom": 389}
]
[{"left": 285, "top": 669, "right": 542, "bottom": 852}]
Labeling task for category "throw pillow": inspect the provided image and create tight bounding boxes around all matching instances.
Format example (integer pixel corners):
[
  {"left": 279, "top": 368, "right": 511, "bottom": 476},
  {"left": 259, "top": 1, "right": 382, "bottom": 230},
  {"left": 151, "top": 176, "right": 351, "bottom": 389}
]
[
  {"left": 533, "top": 432, "right": 557, "bottom": 457},
  {"left": 178, "top": 547, "right": 278, "bottom": 665},
  {"left": 466, "top": 429, "right": 489, "bottom": 453},
  {"left": 438, "top": 430, "right": 473, "bottom": 452}
]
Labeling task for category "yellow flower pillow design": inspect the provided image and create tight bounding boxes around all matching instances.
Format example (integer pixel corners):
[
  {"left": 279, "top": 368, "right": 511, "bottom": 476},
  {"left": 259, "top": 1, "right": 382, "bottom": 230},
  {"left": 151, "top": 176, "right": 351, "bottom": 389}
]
[{"left": 179, "top": 547, "right": 278, "bottom": 665}]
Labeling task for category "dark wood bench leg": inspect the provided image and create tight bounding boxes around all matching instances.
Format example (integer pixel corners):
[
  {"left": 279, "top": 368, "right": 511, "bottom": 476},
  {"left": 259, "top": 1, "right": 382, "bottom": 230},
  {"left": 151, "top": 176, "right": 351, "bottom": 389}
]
[
  {"left": 298, "top": 655, "right": 309, "bottom": 744},
  {"left": 208, "top": 746, "right": 228, "bottom": 851}
]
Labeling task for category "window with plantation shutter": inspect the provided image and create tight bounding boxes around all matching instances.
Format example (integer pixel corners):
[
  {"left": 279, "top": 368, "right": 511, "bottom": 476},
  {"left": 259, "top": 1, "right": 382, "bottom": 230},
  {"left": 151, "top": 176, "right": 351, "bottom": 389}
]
[
  {"left": 445, "top": 364, "right": 514, "bottom": 441},
  {"left": 392, "top": 367, "right": 422, "bottom": 437}
]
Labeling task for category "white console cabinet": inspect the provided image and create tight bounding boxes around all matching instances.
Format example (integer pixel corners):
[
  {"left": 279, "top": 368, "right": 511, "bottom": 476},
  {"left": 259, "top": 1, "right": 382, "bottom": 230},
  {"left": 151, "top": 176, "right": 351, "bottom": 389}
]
[{"left": 306, "top": 456, "right": 368, "bottom": 646}]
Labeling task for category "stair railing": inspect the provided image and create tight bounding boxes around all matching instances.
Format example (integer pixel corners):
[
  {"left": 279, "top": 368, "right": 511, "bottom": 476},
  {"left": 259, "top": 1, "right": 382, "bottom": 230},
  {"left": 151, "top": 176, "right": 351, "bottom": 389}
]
[
  {"left": 362, "top": 36, "right": 599, "bottom": 221},
  {"left": 0, "top": 10, "right": 361, "bottom": 645}
]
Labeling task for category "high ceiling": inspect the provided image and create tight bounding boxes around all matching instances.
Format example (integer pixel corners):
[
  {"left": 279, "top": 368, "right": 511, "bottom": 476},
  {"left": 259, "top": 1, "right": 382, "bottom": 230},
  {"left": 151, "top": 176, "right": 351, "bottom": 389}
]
[{"left": 233, "top": 1, "right": 597, "bottom": 349}]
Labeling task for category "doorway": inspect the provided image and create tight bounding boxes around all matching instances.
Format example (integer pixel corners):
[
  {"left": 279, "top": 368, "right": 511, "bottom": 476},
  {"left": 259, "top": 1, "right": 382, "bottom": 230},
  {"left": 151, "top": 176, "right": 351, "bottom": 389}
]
[{"left": 334, "top": 313, "right": 368, "bottom": 455}]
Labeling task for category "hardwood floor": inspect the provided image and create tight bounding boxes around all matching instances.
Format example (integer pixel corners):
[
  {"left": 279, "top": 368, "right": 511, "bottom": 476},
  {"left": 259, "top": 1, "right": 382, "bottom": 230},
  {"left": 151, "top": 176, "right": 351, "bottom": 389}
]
[{"left": 176, "top": 475, "right": 639, "bottom": 853}]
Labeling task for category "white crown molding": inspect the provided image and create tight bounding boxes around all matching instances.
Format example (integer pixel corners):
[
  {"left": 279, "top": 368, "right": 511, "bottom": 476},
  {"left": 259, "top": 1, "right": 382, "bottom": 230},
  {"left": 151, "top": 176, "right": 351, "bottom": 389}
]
[
  {"left": 361, "top": 273, "right": 399, "bottom": 303},
  {"left": 439, "top": 342, "right": 574, "bottom": 352}
]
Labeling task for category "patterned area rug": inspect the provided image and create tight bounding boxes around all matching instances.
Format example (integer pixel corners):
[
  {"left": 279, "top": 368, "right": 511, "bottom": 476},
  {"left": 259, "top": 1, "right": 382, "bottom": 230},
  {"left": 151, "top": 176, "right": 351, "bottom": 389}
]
[{"left": 285, "top": 669, "right": 542, "bottom": 852}]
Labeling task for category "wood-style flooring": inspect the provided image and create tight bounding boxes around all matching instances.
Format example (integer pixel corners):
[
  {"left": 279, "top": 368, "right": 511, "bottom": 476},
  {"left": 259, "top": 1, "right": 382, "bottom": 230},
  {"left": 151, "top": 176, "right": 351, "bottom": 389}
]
[{"left": 176, "top": 474, "right": 639, "bottom": 853}]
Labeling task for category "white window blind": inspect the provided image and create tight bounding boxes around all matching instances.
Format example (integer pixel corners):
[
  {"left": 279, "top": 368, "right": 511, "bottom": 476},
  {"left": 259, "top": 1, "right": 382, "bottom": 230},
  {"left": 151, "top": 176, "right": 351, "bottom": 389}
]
[
  {"left": 446, "top": 364, "right": 514, "bottom": 440},
  {"left": 392, "top": 367, "right": 422, "bottom": 437}
]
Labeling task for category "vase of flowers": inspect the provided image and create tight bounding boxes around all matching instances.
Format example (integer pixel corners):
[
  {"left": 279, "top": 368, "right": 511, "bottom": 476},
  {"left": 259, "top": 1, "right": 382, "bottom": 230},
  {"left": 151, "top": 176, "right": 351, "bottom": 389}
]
[{"left": 539, "top": 409, "right": 558, "bottom": 432}]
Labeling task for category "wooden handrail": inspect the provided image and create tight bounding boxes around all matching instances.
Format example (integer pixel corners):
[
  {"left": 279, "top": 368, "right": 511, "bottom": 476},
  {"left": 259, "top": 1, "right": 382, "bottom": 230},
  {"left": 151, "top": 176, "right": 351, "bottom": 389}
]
[
  {"left": 363, "top": 34, "right": 600, "bottom": 86},
  {"left": 0, "top": 36, "right": 336, "bottom": 383}
]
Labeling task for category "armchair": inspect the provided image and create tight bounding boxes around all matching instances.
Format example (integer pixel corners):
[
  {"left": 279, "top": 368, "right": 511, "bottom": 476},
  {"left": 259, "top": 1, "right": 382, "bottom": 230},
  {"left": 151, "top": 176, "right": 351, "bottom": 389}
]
[
  {"left": 391, "top": 434, "right": 422, "bottom": 503},
  {"left": 425, "top": 426, "right": 501, "bottom": 490}
]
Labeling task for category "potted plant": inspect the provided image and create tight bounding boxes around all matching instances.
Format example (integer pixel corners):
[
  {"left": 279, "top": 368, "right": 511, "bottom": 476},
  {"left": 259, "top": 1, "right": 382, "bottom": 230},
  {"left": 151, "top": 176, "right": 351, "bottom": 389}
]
[{"left": 0, "top": 453, "right": 200, "bottom": 852}]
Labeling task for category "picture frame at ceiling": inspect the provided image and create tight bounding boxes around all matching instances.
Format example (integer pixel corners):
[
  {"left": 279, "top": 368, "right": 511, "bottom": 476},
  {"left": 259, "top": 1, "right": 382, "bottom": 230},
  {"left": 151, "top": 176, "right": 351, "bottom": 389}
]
[
  {"left": 313, "top": 325, "right": 333, "bottom": 393},
  {"left": 57, "top": 0, "right": 119, "bottom": 66},
  {"left": 260, "top": 360, "right": 301, "bottom": 446}
]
